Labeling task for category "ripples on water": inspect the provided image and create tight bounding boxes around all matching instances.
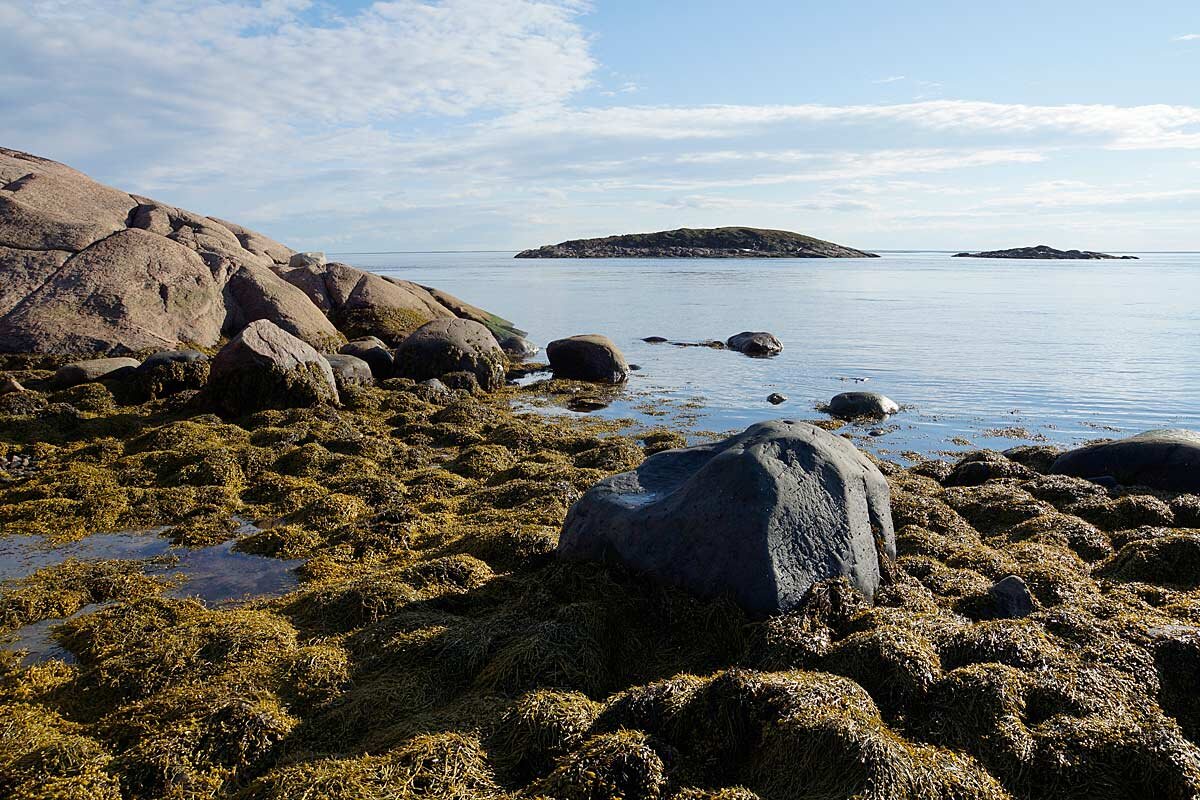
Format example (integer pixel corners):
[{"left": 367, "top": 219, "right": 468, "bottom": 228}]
[{"left": 346, "top": 250, "right": 1200, "bottom": 457}]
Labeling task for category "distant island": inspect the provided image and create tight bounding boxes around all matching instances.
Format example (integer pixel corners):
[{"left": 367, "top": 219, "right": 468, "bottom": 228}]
[
  {"left": 953, "top": 245, "right": 1138, "bottom": 260},
  {"left": 515, "top": 227, "right": 878, "bottom": 258}
]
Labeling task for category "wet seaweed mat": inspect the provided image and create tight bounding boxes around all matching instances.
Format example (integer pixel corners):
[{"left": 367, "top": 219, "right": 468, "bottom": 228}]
[{"left": 1, "top": 370, "right": 1199, "bottom": 799}]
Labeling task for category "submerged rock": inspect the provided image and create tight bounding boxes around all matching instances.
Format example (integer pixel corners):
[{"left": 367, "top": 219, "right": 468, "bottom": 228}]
[
  {"left": 53, "top": 357, "right": 140, "bottom": 388},
  {"left": 726, "top": 331, "right": 783, "bottom": 356},
  {"left": 547, "top": 335, "right": 629, "bottom": 384},
  {"left": 1051, "top": 429, "right": 1200, "bottom": 492},
  {"left": 558, "top": 420, "right": 896, "bottom": 613},
  {"left": 828, "top": 391, "right": 899, "bottom": 420},
  {"left": 767, "top": 393, "right": 788, "bottom": 405},
  {"left": 207, "top": 319, "right": 338, "bottom": 415},
  {"left": 393, "top": 318, "right": 507, "bottom": 392}
]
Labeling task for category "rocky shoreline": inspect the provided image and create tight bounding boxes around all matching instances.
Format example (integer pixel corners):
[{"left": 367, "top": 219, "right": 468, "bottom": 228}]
[
  {"left": 515, "top": 226, "right": 878, "bottom": 258},
  {"left": 954, "top": 245, "right": 1139, "bottom": 260}
]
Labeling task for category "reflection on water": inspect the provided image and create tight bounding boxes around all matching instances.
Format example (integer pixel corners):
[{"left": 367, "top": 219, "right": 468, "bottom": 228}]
[
  {"left": 0, "top": 524, "right": 300, "bottom": 664},
  {"left": 343, "top": 250, "right": 1200, "bottom": 457}
]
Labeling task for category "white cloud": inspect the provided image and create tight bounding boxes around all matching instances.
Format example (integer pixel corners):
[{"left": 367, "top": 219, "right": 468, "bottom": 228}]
[
  {"left": 872, "top": 75, "right": 906, "bottom": 84},
  {"left": 1173, "top": 33, "right": 1200, "bottom": 41}
]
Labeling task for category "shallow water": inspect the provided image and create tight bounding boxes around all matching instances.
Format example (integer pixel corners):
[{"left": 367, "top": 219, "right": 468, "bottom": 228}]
[
  {"left": 0, "top": 525, "right": 300, "bottom": 664},
  {"left": 343, "top": 250, "right": 1200, "bottom": 456}
]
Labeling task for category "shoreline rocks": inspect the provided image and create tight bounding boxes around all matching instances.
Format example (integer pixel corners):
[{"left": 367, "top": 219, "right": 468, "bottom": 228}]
[
  {"left": 53, "top": 357, "right": 140, "bottom": 388},
  {"left": 393, "top": 318, "right": 507, "bottom": 392},
  {"left": 828, "top": 391, "right": 900, "bottom": 420},
  {"left": 557, "top": 420, "right": 896, "bottom": 613},
  {"left": 726, "top": 331, "right": 783, "bottom": 357},
  {"left": 206, "top": 319, "right": 338, "bottom": 415},
  {"left": 547, "top": 335, "right": 629, "bottom": 384},
  {"left": 516, "top": 227, "right": 878, "bottom": 259},
  {"left": 1051, "top": 429, "right": 1200, "bottom": 492}
]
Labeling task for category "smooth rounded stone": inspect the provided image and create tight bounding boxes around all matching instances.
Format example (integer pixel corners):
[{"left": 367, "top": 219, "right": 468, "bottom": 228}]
[
  {"left": 726, "top": 331, "right": 783, "bottom": 356},
  {"left": 288, "top": 251, "right": 327, "bottom": 268},
  {"left": 393, "top": 318, "right": 507, "bottom": 392},
  {"left": 828, "top": 391, "right": 900, "bottom": 420},
  {"left": 767, "top": 392, "right": 788, "bottom": 405},
  {"left": 131, "top": 350, "right": 210, "bottom": 399},
  {"left": 1051, "top": 429, "right": 1200, "bottom": 492},
  {"left": 323, "top": 353, "right": 375, "bottom": 389},
  {"left": 53, "top": 357, "right": 141, "bottom": 388},
  {"left": 499, "top": 334, "right": 539, "bottom": 360},
  {"left": 0, "top": 376, "right": 24, "bottom": 395},
  {"left": 207, "top": 319, "right": 338, "bottom": 415},
  {"left": 339, "top": 337, "right": 394, "bottom": 379},
  {"left": 989, "top": 575, "right": 1034, "bottom": 619},
  {"left": 558, "top": 419, "right": 896, "bottom": 614},
  {"left": 546, "top": 334, "right": 629, "bottom": 384}
]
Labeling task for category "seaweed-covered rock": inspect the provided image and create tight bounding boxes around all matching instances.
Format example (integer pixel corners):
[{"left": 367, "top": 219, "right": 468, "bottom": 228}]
[
  {"left": 828, "top": 391, "right": 900, "bottom": 420},
  {"left": 393, "top": 318, "right": 506, "bottom": 392},
  {"left": 53, "top": 357, "right": 140, "bottom": 388},
  {"left": 130, "top": 350, "right": 209, "bottom": 399},
  {"left": 945, "top": 451, "right": 1036, "bottom": 486},
  {"left": 546, "top": 334, "right": 628, "bottom": 384},
  {"left": 726, "top": 331, "right": 782, "bottom": 356},
  {"left": 323, "top": 354, "right": 374, "bottom": 390},
  {"left": 1051, "top": 429, "right": 1200, "bottom": 492},
  {"left": 338, "top": 337, "right": 393, "bottom": 379},
  {"left": 558, "top": 420, "right": 896, "bottom": 613},
  {"left": 207, "top": 320, "right": 338, "bottom": 415}
]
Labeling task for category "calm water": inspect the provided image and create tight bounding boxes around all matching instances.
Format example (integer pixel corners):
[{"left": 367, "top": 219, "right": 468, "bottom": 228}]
[{"left": 342, "top": 250, "right": 1200, "bottom": 457}]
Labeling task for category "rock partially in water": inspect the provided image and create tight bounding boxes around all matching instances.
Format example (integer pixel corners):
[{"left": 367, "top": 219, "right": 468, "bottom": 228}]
[
  {"left": 500, "top": 334, "right": 539, "bottom": 360},
  {"left": 989, "top": 575, "right": 1034, "bottom": 619},
  {"left": 547, "top": 334, "right": 629, "bottom": 384},
  {"left": 393, "top": 318, "right": 507, "bottom": 392},
  {"left": 207, "top": 319, "right": 338, "bottom": 415},
  {"left": 558, "top": 420, "right": 895, "bottom": 613},
  {"left": 767, "top": 393, "right": 788, "bottom": 405},
  {"left": 323, "top": 353, "right": 375, "bottom": 389},
  {"left": 53, "top": 356, "right": 140, "bottom": 388},
  {"left": 642, "top": 336, "right": 668, "bottom": 344},
  {"left": 726, "top": 331, "right": 782, "bottom": 357},
  {"left": 1051, "top": 429, "right": 1200, "bottom": 492},
  {"left": 828, "top": 391, "right": 900, "bottom": 420}
]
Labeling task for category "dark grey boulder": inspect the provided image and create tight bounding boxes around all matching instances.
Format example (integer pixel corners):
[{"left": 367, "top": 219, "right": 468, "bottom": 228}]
[
  {"left": 1050, "top": 429, "right": 1200, "bottom": 492},
  {"left": 339, "top": 337, "right": 393, "bottom": 379},
  {"left": 53, "top": 357, "right": 140, "bottom": 388},
  {"left": 767, "top": 393, "right": 788, "bottom": 405},
  {"left": 557, "top": 420, "right": 896, "bottom": 614},
  {"left": 207, "top": 319, "right": 338, "bottom": 415},
  {"left": 131, "top": 350, "right": 209, "bottom": 399},
  {"left": 499, "top": 334, "right": 539, "bottom": 360},
  {"left": 828, "top": 391, "right": 900, "bottom": 420},
  {"left": 642, "top": 336, "right": 668, "bottom": 344},
  {"left": 989, "top": 575, "right": 1034, "bottom": 619},
  {"left": 323, "top": 353, "right": 375, "bottom": 389},
  {"left": 394, "top": 318, "right": 506, "bottom": 392},
  {"left": 726, "top": 331, "right": 783, "bottom": 356},
  {"left": 546, "top": 334, "right": 628, "bottom": 384}
]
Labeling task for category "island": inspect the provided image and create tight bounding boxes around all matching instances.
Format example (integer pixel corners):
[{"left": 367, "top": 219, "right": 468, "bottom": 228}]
[
  {"left": 953, "top": 245, "right": 1138, "bottom": 260},
  {"left": 515, "top": 226, "right": 878, "bottom": 258}
]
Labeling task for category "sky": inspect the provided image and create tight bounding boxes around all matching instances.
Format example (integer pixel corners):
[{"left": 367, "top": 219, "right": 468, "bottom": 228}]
[{"left": 1, "top": 0, "right": 1198, "bottom": 251}]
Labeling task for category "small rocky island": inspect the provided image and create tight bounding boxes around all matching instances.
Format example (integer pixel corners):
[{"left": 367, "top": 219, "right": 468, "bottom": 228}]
[
  {"left": 953, "top": 245, "right": 1138, "bottom": 260},
  {"left": 515, "top": 226, "right": 877, "bottom": 258}
]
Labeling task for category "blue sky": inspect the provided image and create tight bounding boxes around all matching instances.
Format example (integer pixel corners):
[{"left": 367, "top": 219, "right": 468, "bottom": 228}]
[{"left": 1, "top": 0, "right": 1198, "bottom": 251}]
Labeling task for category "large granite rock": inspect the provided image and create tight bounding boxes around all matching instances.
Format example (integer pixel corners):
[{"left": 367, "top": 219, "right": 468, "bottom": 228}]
[
  {"left": 1050, "top": 430, "right": 1200, "bottom": 492},
  {"left": 557, "top": 420, "right": 896, "bottom": 613},
  {"left": 393, "top": 318, "right": 507, "bottom": 391},
  {"left": 207, "top": 320, "right": 338, "bottom": 415},
  {"left": 547, "top": 334, "right": 629, "bottom": 383},
  {"left": 0, "top": 147, "right": 521, "bottom": 357},
  {"left": 726, "top": 331, "right": 783, "bottom": 356}
]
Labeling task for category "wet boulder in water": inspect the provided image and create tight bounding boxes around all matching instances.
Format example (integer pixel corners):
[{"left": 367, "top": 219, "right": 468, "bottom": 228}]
[
  {"left": 207, "top": 319, "right": 338, "bottom": 415},
  {"left": 726, "top": 331, "right": 783, "bottom": 356},
  {"left": 499, "top": 334, "right": 539, "bottom": 360},
  {"left": 1051, "top": 429, "right": 1200, "bottom": 492},
  {"left": 393, "top": 318, "right": 507, "bottom": 392},
  {"left": 547, "top": 334, "right": 629, "bottom": 384},
  {"left": 323, "top": 353, "right": 375, "bottom": 389},
  {"left": 828, "top": 391, "right": 900, "bottom": 420},
  {"left": 558, "top": 420, "right": 896, "bottom": 614},
  {"left": 53, "top": 357, "right": 140, "bottom": 388},
  {"left": 339, "top": 337, "right": 393, "bottom": 379}
]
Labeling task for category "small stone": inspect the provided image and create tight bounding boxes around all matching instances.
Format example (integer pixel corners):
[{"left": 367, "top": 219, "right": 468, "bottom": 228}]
[
  {"left": 642, "top": 336, "right": 668, "bottom": 343},
  {"left": 989, "top": 575, "right": 1034, "bottom": 619},
  {"left": 767, "top": 393, "right": 787, "bottom": 405},
  {"left": 568, "top": 396, "right": 609, "bottom": 412}
]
